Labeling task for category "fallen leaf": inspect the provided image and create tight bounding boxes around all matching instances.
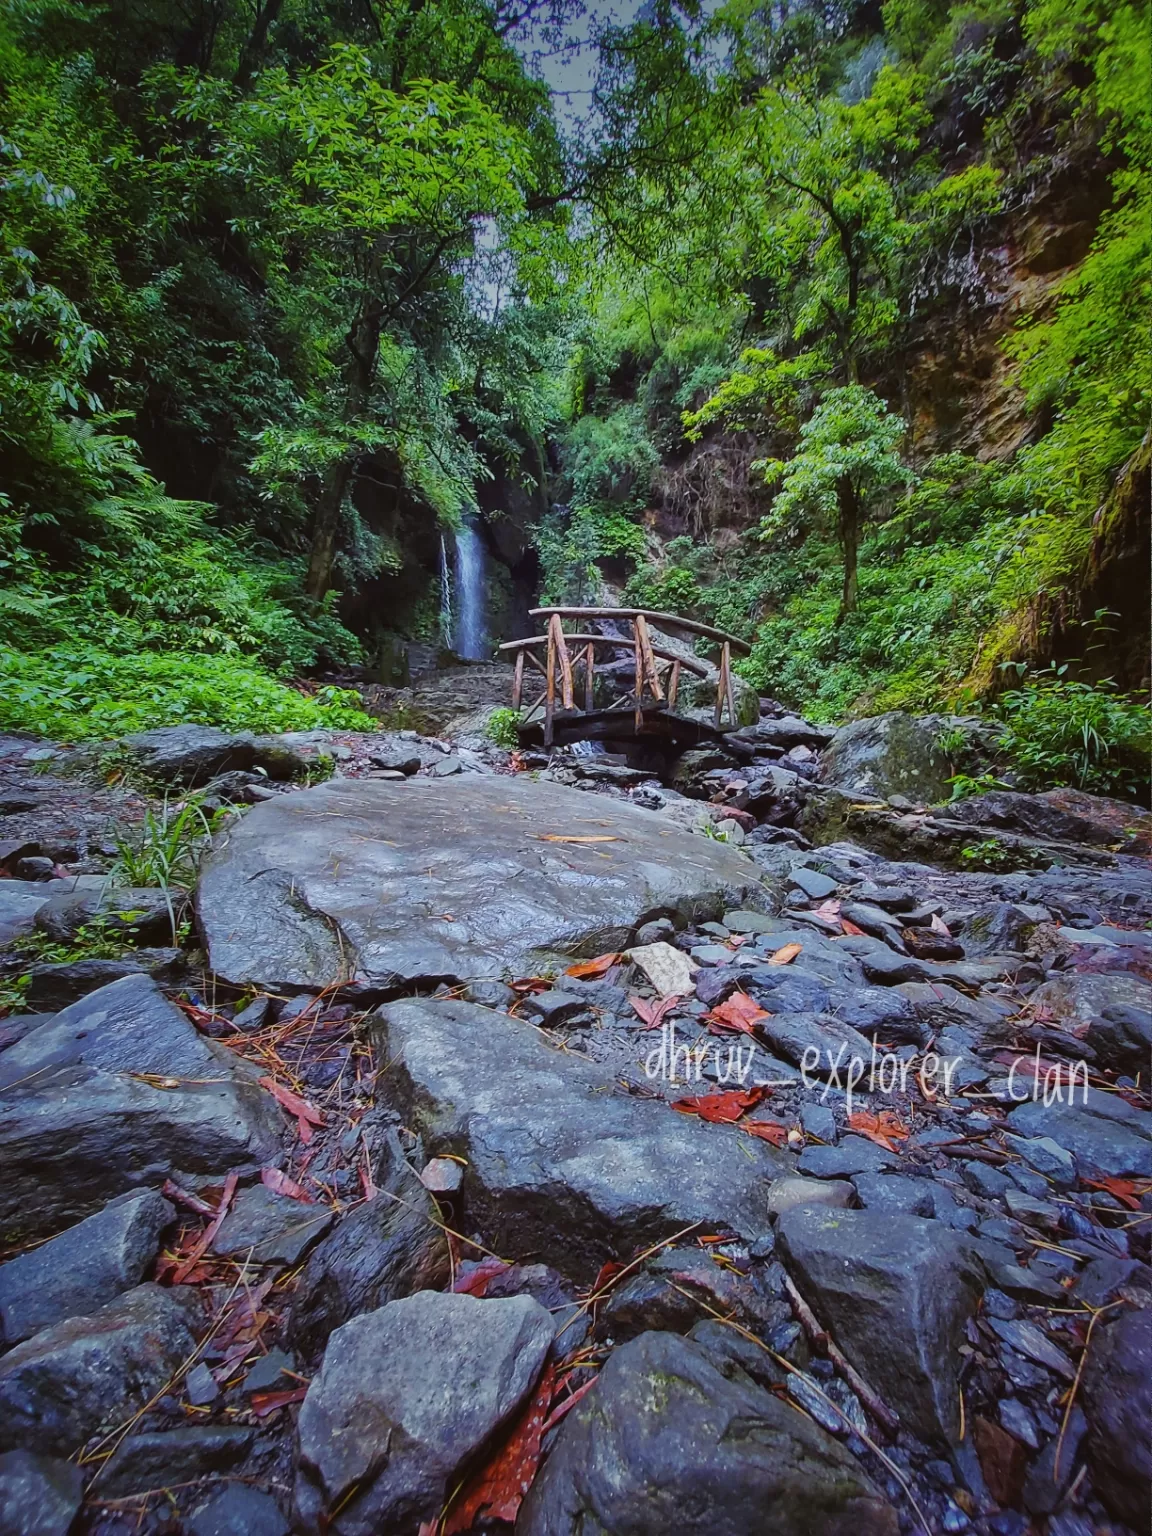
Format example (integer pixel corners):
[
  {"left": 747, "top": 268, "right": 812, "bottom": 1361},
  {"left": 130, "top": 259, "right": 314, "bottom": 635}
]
[
  {"left": 589, "top": 1260, "right": 625, "bottom": 1295},
  {"left": 536, "top": 834, "right": 621, "bottom": 844},
  {"left": 847, "top": 1109, "right": 909, "bottom": 1153},
  {"left": 171, "top": 1172, "right": 238, "bottom": 1283},
  {"left": 671, "top": 1086, "right": 767, "bottom": 1124},
  {"left": 930, "top": 913, "right": 951, "bottom": 936},
  {"left": 541, "top": 1373, "right": 598, "bottom": 1434},
  {"left": 1083, "top": 1175, "right": 1151, "bottom": 1211},
  {"left": 443, "top": 1364, "right": 557, "bottom": 1532},
  {"left": 629, "top": 994, "right": 681, "bottom": 1031},
  {"left": 839, "top": 918, "right": 866, "bottom": 936},
  {"left": 767, "top": 942, "right": 802, "bottom": 965},
  {"left": 296, "top": 1114, "right": 314, "bottom": 1145},
  {"left": 259, "top": 1076, "right": 324, "bottom": 1128},
  {"left": 261, "top": 1167, "right": 314, "bottom": 1203},
  {"left": 453, "top": 1256, "right": 510, "bottom": 1297},
  {"left": 813, "top": 899, "right": 842, "bottom": 919},
  {"left": 703, "top": 992, "right": 768, "bottom": 1035},
  {"left": 566, "top": 953, "right": 622, "bottom": 979},
  {"left": 250, "top": 1385, "right": 308, "bottom": 1417},
  {"left": 743, "top": 1118, "right": 789, "bottom": 1146}
]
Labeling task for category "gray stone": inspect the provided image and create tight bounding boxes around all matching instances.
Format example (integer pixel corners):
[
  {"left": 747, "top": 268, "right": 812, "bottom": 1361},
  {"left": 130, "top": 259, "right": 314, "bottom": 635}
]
[
  {"left": 1027, "top": 972, "right": 1152, "bottom": 1074},
  {"left": 0, "top": 977, "right": 281, "bottom": 1244},
  {"left": 521, "top": 990, "right": 592, "bottom": 1026},
  {"left": 242, "top": 1349, "right": 294, "bottom": 1393},
  {"left": 1074, "top": 1255, "right": 1152, "bottom": 1308},
  {"left": 0, "top": 1449, "right": 82, "bottom": 1536},
  {"left": 186, "top": 1486, "right": 289, "bottom": 1536},
  {"left": 746, "top": 968, "right": 832, "bottom": 1015},
  {"left": 985, "top": 1317, "right": 1075, "bottom": 1379},
  {"left": 800, "top": 1102, "right": 838, "bottom": 1142},
  {"left": 997, "top": 1397, "right": 1039, "bottom": 1450},
  {"left": 851, "top": 1174, "right": 934, "bottom": 1217},
  {"left": 1081, "top": 1303, "right": 1152, "bottom": 1527},
  {"left": 184, "top": 1361, "right": 219, "bottom": 1407},
  {"left": 211, "top": 1182, "right": 333, "bottom": 1267},
  {"left": 295, "top": 1291, "right": 555, "bottom": 1535},
  {"left": 198, "top": 776, "right": 777, "bottom": 991},
  {"left": 371, "top": 999, "right": 787, "bottom": 1281},
  {"left": 0, "top": 881, "right": 51, "bottom": 948},
  {"left": 731, "top": 716, "right": 835, "bottom": 751},
  {"left": 517, "top": 1330, "right": 898, "bottom": 1536},
  {"left": 1008, "top": 1096, "right": 1152, "bottom": 1177},
  {"left": 819, "top": 712, "right": 968, "bottom": 803},
  {"left": 117, "top": 725, "right": 258, "bottom": 784},
  {"left": 21, "top": 949, "right": 183, "bottom": 1010},
  {"left": 755, "top": 1012, "right": 874, "bottom": 1073},
  {"left": 34, "top": 885, "right": 181, "bottom": 946},
  {"left": 231, "top": 995, "right": 273, "bottom": 1032},
  {"left": 0, "top": 1190, "right": 173, "bottom": 1347},
  {"left": 791, "top": 866, "right": 838, "bottom": 899},
  {"left": 723, "top": 909, "right": 789, "bottom": 935},
  {"left": 98, "top": 1425, "right": 254, "bottom": 1498},
  {"left": 776, "top": 1207, "right": 982, "bottom": 1442},
  {"left": 766, "top": 1177, "right": 854, "bottom": 1217},
  {"left": 798, "top": 1137, "right": 898, "bottom": 1178},
  {"left": 291, "top": 1134, "right": 449, "bottom": 1351},
  {"left": 0, "top": 1284, "right": 199, "bottom": 1455}
]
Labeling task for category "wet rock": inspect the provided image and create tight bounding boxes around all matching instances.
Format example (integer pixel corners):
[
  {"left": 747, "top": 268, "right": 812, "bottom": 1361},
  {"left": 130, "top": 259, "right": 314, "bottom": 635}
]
[
  {"left": 212, "top": 1184, "right": 333, "bottom": 1268},
  {"left": 520, "top": 990, "right": 594, "bottom": 1026},
  {"left": 776, "top": 1207, "right": 982, "bottom": 1442},
  {"left": 730, "top": 716, "right": 835, "bottom": 751},
  {"left": 1021, "top": 1406, "right": 1086, "bottom": 1516},
  {"left": 517, "top": 1330, "right": 898, "bottom": 1536},
  {"left": 1073, "top": 1255, "right": 1152, "bottom": 1308},
  {"left": 32, "top": 885, "right": 182, "bottom": 947},
  {"left": 291, "top": 1134, "right": 449, "bottom": 1352},
  {"left": 371, "top": 999, "right": 786, "bottom": 1282},
  {"left": 599, "top": 1247, "right": 778, "bottom": 1342},
  {"left": 0, "top": 977, "right": 281, "bottom": 1244},
  {"left": 0, "top": 1190, "right": 173, "bottom": 1347},
  {"left": 295, "top": 1291, "right": 554, "bottom": 1535},
  {"left": 118, "top": 725, "right": 259, "bottom": 785},
  {"left": 0, "top": 881, "right": 52, "bottom": 947},
  {"left": 198, "top": 776, "right": 778, "bottom": 991},
  {"left": 0, "top": 1284, "right": 200, "bottom": 1454},
  {"left": 745, "top": 967, "right": 832, "bottom": 1015},
  {"left": 98, "top": 1425, "right": 254, "bottom": 1498},
  {"left": 819, "top": 712, "right": 971, "bottom": 803},
  {"left": 0, "top": 1449, "right": 83, "bottom": 1535},
  {"left": 766, "top": 1177, "right": 855, "bottom": 1216},
  {"left": 798, "top": 1137, "right": 898, "bottom": 1178},
  {"left": 1080, "top": 1303, "right": 1152, "bottom": 1526},
  {"left": 20, "top": 949, "right": 183, "bottom": 1009},
  {"left": 791, "top": 866, "right": 838, "bottom": 899},
  {"left": 947, "top": 789, "right": 1132, "bottom": 846},
  {"left": 851, "top": 1173, "right": 934, "bottom": 1216},
  {"left": 756, "top": 1012, "right": 874, "bottom": 1073},
  {"left": 186, "top": 1485, "right": 289, "bottom": 1536},
  {"left": 1026, "top": 971, "right": 1152, "bottom": 1074},
  {"left": 1007, "top": 1094, "right": 1152, "bottom": 1178}
]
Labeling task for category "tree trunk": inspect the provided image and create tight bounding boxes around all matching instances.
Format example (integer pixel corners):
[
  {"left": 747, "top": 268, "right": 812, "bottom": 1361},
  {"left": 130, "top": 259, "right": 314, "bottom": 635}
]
[
  {"left": 303, "top": 298, "right": 382, "bottom": 600},
  {"left": 836, "top": 474, "right": 860, "bottom": 621}
]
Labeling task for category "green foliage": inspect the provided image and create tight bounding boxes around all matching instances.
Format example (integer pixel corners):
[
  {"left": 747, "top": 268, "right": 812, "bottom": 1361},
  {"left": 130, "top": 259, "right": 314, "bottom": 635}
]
[
  {"left": 484, "top": 707, "right": 522, "bottom": 747},
  {"left": 993, "top": 673, "right": 1150, "bottom": 796},
  {"left": 0, "top": 646, "right": 376, "bottom": 740},
  {"left": 112, "top": 797, "right": 217, "bottom": 895}
]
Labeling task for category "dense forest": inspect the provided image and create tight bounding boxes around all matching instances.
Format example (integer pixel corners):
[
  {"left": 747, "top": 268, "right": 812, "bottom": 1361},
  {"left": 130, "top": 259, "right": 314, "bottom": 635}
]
[{"left": 1, "top": 0, "right": 1148, "bottom": 791}]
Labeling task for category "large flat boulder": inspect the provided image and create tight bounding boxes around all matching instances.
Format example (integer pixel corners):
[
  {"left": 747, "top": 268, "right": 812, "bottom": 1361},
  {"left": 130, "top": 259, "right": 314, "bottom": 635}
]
[
  {"left": 197, "top": 776, "right": 775, "bottom": 991},
  {"left": 518, "top": 1330, "right": 898, "bottom": 1536},
  {"left": 371, "top": 999, "right": 787, "bottom": 1280},
  {"left": 819, "top": 712, "right": 969, "bottom": 803}
]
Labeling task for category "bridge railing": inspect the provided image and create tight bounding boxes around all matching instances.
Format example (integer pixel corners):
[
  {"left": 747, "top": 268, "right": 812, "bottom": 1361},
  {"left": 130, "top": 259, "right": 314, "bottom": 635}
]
[{"left": 497, "top": 606, "right": 751, "bottom": 746}]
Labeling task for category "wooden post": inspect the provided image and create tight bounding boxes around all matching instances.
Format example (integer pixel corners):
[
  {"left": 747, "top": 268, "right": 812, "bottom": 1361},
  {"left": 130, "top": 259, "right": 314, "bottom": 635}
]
[
  {"left": 512, "top": 650, "right": 525, "bottom": 710},
  {"left": 544, "top": 621, "right": 556, "bottom": 747},
  {"left": 714, "top": 642, "right": 731, "bottom": 729},
  {"left": 583, "top": 642, "right": 595, "bottom": 712},
  {"left": 634, "top": 614, "right": 664, "bottom": 702},
  {"left": 724, "top": 643, "right": 737, "bottom": 728},
  {"left": 633, "top": 621, "right": 644, "bottom": 733},
  {"left": 549, "top": 613, "right": 575, "bottom": 711},
  {"left": 668, "top": 658, "right": 681, "bottom": 710}
]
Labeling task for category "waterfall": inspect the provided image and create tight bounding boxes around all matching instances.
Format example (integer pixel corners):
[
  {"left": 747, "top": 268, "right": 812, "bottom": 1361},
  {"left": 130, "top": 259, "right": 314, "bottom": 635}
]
[
  {"left": 452, "top": 517, "right": 488, "bottom": 659},
  {"left": 439, "top": 534, "right": 453, "bottom": 648}
]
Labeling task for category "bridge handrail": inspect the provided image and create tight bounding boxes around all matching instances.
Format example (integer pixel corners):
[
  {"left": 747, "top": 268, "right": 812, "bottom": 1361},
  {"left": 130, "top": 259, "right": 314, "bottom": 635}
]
[
  {"left": 528, "top": 606, "right": 752, "bottom": 656},
  {"left": 498, "top": 633, "right": 711, "bottom": 678}
]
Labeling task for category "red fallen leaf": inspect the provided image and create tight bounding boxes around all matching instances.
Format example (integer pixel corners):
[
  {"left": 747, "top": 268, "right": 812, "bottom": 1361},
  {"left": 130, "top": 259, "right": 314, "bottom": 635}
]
[
  {"left": 590, "top": 1260, "right": 625, "bottom": 1295},
  {"left": 813, "top": 899, "right": 842, "bottom": 920},
  {"left": 453, "top": 1256, "right": 510, "bottom": 1297},
  {"left": 629, "top": 994, "right": 681, "bottom": 1031},
  {"left": 1083, "top": 1175, "right": 1151, "bottom": 1211},
  {"left": 743, "top": 1118, "right": 789, "bottom": 1146},
  {"left": 839, "top": 918, "right": 866, "bottom": 936},
  {"left": 541, "top": 1373, "right": 598, "bottom": 1435},
  {"left": 258, "top": 1076, "right": 324, "bottom": 1128},
  {"left": 171, "top": 1172, "right": 238, "bottom": 1284},
  {"left": 671, "top": 1086, "right": 768, "bottom": 1124},
  {"left": 443, "top": 1364, "right": 557, "bottom": 1532},
  {"left": 766, "top": 942, "right": 803, "bottom": 965},
  {"left": 510, "top": 976, "right": 551, "bottom": 994},
  {"left": 261, "top": 1167, "right": 314, "bottom": 1203},
  {"left": 296, "top": 1114, "right": 314, "bottom": 1145},
  {"left": 566, "top": 953, "right": 622, "bottom": 979},
  {"left": 848, "top": 1109, "right": 910, "bottom": 1153},
  {"left": 703, "top": 992, "right": 768, "bottom": 1036},
  {"left": 250, "top": 1385, "right": 308, "bottom": 1418}
]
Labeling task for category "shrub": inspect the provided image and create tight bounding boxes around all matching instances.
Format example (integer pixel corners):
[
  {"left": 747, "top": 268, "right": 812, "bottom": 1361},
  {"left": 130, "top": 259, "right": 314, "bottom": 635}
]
[
  {"left": 0, "top": 646, "right": 377, "bottom": 739},
  {"left": 485, "top": 707, "right": 522, "bottom": 747},
  {"left": 993, "top": 672, "right": 1150, "bottom": 798}
]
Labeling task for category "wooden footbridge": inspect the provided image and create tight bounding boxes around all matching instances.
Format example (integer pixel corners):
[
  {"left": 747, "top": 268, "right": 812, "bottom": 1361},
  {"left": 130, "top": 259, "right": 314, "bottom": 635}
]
[{"left": 497, "top": 606, "right": 751, "bottom": 750}]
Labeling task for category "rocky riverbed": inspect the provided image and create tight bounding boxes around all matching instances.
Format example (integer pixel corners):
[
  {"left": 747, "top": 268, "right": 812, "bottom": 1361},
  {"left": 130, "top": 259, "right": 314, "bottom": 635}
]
[{"left": 0, "top": 697, "right": 1149, "bottom": 1536}]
